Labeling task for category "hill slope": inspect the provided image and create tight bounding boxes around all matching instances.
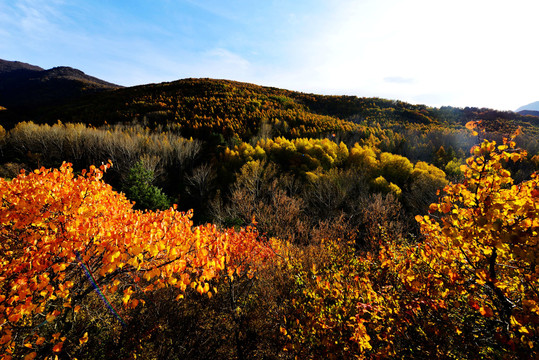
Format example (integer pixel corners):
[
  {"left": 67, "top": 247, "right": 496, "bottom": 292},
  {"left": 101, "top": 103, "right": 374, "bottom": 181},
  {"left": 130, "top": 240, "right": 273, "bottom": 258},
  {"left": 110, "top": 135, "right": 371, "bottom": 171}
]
[
  {"left": 0, "top": 59, "right": 121, "bottom": 109},
  {"left": 518, "top": 109, "right": 539, "bottom": 117},
  {"left": 1, "top": 60, "right": 538, "bottom": 149},
  {"left": 0, "top": 59, "right": 44, "bottom": 73},
  {"left": 2, "top": 75, "right": 538, "bottom": 138}
]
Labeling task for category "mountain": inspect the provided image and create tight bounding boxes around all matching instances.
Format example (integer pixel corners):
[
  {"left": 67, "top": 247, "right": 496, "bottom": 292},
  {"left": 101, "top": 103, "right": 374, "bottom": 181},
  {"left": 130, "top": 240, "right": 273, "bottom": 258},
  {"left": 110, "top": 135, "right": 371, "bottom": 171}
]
[
  {"left": 1, "top": 59, "right": 538, "bottom": 144},
  {"left": 516, "top": 101, "right": 539, "bottom": 113},
  {"left": 0, "top": 59, "right": 121, "bottom": 110},
  {"left": 0, "top": 59, "right": 43, "bottom": 73}
]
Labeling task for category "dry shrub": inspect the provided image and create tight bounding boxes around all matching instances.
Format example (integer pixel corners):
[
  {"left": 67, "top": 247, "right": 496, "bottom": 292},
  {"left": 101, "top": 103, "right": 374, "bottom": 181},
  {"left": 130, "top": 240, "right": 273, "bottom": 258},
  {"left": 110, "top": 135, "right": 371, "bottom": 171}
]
[
  {"left": 357, "top": 192, "right": 406, "bottom": 252},
  {"left": 0, "top": 162, "right": 28, "bottom": 179},
  {"left": 211, "top": 160, "right": 310, "bottom": 243},
  {"left": 310, "top": 212, "right": 359, "bottom": 245}
]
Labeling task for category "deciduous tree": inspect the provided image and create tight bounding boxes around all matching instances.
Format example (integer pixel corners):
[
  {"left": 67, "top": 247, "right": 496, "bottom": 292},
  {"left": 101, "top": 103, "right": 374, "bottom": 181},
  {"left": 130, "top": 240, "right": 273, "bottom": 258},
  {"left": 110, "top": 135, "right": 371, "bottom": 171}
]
[{"left": 0, "top": 163, "right": 273, "bottom": 359}]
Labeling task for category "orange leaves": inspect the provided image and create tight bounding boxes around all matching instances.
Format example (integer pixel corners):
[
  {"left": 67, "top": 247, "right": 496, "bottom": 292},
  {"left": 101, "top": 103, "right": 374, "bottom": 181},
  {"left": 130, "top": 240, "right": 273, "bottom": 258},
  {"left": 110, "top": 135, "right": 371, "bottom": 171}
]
[
  {"left": 195, "top": 283, "right": 207, "bottom": 295},
  {"left": 439, "top": 202, "right": 452, "bottom": 214},
  {"left": 7, "top": 313, "right": 22, "bottom": 324},
  {"left": 479, "top": 306, "right": 494, "bottom": 317},
  {"left": 510, "top": 152, "right": 524, "bottom": 163},
  {"left": 46, "top": 310, "right": 61, "bottom": 323},
  {"left": 0, "top": 162, "right": 274, "bottom": 357},
  {"left": 52, "top": 342, "right": 63, "bottom": 353},
  {"left": 23, "top": 352, "right": 37, "bottom": 360},
  {"left": 0, "top": 332, "right": 11, "bottom": 346},
  {"left": 465, "top": 120, "right": 482, "bottom": 136}
]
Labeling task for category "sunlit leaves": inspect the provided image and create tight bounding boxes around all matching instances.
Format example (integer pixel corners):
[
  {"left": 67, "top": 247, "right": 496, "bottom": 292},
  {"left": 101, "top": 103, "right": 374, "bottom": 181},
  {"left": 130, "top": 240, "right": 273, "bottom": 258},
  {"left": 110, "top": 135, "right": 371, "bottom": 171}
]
[
  {"left": 0, "top": 162, "right": 273, "bottom": 358},
  {"left": 414, "top": 138, "right": 539, "bottom": 356},
  {"left": 280, "top": 136, "right": 538, "bottom": 358}
]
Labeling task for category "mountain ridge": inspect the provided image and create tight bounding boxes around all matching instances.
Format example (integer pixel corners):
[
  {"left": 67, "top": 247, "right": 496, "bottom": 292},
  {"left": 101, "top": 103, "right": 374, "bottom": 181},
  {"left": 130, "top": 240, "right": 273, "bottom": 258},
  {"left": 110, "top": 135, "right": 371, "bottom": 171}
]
[
  {"left": 0, "top": 59, "right": 44, "bottom": 73},
  {"left": 0, "top": 59, "right": 121, "bottom": 109},
  {"left": 517, "top": 101, "right": 539, "bottom": 113},
  {"left": 1, "top": 59, "right": 538, "bottom": 142}
]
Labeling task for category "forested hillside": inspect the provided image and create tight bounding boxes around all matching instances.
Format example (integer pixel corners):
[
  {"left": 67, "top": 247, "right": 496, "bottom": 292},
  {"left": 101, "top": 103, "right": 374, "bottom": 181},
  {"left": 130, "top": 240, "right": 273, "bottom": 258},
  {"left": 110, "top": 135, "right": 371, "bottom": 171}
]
[{"left": 0, "top": 74, "right": 538, "bottom": 359}]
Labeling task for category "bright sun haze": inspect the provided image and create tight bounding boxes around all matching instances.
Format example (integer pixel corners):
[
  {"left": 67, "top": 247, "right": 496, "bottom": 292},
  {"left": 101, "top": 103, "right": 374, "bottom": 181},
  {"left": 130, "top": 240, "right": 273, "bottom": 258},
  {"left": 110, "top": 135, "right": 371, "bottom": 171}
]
[{"left": 1, "top": 0, "right": 538, "bottom": 110}]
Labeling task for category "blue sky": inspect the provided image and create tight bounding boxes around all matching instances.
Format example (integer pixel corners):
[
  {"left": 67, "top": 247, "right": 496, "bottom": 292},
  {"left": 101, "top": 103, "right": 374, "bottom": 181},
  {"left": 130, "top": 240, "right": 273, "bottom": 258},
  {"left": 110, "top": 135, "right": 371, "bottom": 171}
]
[{"left": 1, "top": 0, "right": 538, "bottom": 110}]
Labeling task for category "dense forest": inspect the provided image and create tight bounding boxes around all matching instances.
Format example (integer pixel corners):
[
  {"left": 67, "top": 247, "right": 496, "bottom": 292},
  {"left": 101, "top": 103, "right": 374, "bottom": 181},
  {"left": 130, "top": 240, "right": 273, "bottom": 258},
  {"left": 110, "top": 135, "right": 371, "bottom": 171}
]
[{"left": 1, "top": 76, "right": 538, "bottom": 359}]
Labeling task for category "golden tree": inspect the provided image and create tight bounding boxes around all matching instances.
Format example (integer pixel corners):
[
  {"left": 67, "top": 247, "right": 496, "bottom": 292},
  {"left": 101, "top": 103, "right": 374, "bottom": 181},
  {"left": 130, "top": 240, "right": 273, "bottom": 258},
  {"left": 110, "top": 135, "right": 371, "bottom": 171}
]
[{"left": 410, "top": 136, "right": 538, "bottom": 356}]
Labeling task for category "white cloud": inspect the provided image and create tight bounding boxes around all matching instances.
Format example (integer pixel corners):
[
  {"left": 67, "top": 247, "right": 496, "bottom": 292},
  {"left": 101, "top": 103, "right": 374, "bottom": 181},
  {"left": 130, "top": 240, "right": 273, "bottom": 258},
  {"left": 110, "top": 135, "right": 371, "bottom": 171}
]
[
  {"left": 252, "top": 0, "right": 539, "bottom": 109},
  {"left": 2, "top": 0, "right": 538, "bottom": 110}
]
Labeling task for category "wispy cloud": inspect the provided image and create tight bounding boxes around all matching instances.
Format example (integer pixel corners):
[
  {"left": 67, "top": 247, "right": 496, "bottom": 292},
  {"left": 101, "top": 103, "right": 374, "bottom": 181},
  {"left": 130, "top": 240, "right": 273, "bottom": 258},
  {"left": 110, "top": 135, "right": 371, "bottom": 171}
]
[
  {"left": 7, "top": 0, "right": 65, "bottom": 38},
  {"left": 1, "top": 0, "right": 539, "bottom": 110}
]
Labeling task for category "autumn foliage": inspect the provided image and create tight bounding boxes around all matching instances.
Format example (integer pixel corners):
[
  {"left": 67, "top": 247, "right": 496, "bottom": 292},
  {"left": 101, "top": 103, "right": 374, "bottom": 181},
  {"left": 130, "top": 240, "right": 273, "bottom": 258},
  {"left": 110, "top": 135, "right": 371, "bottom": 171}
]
[
  {"left": 0, "top": 115, "right": 538, "bottom": 358},
  {"left": 278, "top": 137, "right": 538, "bottom": 358},
  {"left": 0, "top": 163, "right": 273, "bottom": 359},
  {"left": 411, "top": 137, "right": 539, "bottom": 356}
]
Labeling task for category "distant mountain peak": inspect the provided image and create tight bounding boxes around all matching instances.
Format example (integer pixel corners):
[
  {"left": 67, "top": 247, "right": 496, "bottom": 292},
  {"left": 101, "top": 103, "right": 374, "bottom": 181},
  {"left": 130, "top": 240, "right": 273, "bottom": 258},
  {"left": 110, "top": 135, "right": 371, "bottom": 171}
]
[
  {"left": 42, "top": 66, "right": 120, "bottom": 88},
  {"left": 47, "top": 66, "right": 86, "bottom": 76},
  {"left": 0, "top": 59, "right": 121, "bottom": 109},
  {"left": 516, "top": 101, "right": 539, "bottom": 112}
]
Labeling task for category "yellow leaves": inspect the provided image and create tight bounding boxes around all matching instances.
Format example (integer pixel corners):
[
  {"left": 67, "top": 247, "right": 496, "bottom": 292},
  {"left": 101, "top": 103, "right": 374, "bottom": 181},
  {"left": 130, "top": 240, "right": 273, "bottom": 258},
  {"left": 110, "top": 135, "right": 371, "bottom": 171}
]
[
  {"left": 196, "top": 284, "right": 204, "bottom": 295},
  {"left": 149, "top": 244, "right": 159, "bottom": 258},
  {"left": 406, "top": 139, "right": 539, "bottom": 352},
  {"left": 120, "top": 287, "right": 134, "bottom": 306},
  {"left": 110, "top": 250, "right": 121, "bottom": 262},
  {"left": 24, "top": 352, "right": 37, "bottom": 360},
  {"left": 79, "top": 332, "right": 88, "bottom": 345},
  {"left": 523, "top": 300, "right": 539, "bottom": 315},
  {"left": 350, "top": 319, "right": 372, "bottom": 352},
  {"left": 510, "top": 152, "right": 524, "bottom": 162},
  {"left": 510, "top": 315, "right": 521, "bottom": 327}
]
